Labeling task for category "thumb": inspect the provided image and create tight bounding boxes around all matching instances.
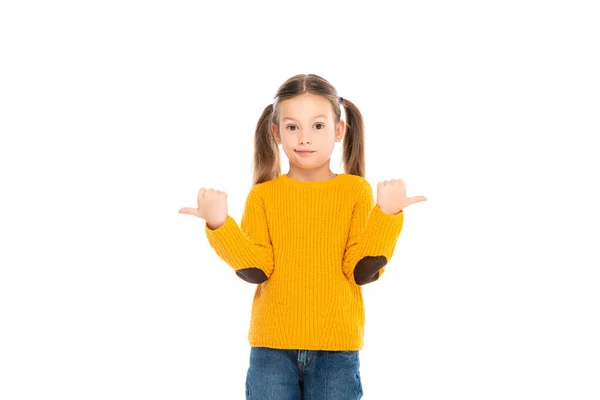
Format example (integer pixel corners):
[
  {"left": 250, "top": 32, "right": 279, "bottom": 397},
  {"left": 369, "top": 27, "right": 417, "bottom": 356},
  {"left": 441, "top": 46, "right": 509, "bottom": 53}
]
[{"left": 178, "top": 207, "right": 199, "bottom": 217}]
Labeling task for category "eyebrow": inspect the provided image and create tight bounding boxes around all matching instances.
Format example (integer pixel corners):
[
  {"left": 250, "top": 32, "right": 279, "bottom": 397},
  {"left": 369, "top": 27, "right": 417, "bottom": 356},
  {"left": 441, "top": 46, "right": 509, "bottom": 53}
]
[{"left": 283, "top": 115, "right": 328, "bottom": 122}]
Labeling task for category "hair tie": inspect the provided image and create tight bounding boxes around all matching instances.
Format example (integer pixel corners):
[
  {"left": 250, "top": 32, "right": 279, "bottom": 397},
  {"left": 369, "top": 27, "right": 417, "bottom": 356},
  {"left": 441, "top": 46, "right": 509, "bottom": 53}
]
[{"left": 339, "top": 97, "right": 344, "bottom": 105}]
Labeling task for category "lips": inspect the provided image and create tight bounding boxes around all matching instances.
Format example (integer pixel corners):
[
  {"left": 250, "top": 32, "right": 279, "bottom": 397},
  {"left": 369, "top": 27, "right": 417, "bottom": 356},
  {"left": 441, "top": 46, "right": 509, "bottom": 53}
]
[{"left": 295, "top": 150, "right": 315, "bottom": 153}]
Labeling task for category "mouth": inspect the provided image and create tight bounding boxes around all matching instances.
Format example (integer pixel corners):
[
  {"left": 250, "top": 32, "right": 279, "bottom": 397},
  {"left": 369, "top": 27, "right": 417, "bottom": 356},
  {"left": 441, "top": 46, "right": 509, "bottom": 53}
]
[{"left": 295, "top": 150, "right": 315, "bottom": 153}]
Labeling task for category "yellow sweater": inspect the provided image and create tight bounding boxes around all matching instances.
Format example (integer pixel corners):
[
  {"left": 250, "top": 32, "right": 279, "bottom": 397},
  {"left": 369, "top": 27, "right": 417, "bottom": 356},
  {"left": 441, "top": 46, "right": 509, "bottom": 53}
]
[{"left": 204, "top": 173, "right": 404, "bottom": 351}]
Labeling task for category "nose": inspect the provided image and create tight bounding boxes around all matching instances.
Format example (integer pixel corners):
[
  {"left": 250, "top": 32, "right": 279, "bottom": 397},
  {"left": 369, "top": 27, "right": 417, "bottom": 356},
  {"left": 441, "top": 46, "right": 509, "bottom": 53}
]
[{"left": 299, "top": 131, "right": 311, "bottom": 145}]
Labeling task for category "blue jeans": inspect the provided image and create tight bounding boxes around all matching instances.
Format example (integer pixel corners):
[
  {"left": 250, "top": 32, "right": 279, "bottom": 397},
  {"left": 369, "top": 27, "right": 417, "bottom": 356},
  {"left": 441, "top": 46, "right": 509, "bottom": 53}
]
[{"left": 245, "top": 346, "right": 363, "bottom": 400}]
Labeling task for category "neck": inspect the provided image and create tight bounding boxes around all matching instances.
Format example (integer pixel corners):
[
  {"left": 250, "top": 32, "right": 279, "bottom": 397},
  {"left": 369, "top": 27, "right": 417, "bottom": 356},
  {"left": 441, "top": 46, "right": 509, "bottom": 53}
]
[{"left": 286, "top": 165, "right": 337, "bottom": 182}]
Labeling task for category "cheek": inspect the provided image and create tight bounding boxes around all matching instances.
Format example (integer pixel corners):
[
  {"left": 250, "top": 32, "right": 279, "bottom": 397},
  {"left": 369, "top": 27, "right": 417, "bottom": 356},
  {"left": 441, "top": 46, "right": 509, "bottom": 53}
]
[{"left": 322, "top": 132, "right": 337, "bottom": 145}]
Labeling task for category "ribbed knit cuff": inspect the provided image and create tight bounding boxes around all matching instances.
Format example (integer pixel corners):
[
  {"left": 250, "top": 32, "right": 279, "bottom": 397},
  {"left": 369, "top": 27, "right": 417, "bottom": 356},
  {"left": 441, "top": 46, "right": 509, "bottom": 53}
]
[
  {"left": 361, "top": 205, "right": 405, "bottom": 258},
  {"left": 204, "top": 215, "right": 241, "bottom": 264}
]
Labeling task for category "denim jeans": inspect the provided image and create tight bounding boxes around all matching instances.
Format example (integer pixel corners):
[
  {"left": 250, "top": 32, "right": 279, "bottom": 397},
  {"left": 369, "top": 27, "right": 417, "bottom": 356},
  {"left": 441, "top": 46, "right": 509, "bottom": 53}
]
[{"left": 245, "top": 346, "right": 363, "bottom": 400}]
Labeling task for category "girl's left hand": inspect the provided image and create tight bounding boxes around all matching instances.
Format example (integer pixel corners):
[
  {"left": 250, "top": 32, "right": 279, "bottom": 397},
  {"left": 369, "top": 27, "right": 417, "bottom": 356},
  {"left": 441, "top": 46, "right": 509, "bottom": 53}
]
[{"left": 376, "top": 179, "right": 427, "bottom": 215}]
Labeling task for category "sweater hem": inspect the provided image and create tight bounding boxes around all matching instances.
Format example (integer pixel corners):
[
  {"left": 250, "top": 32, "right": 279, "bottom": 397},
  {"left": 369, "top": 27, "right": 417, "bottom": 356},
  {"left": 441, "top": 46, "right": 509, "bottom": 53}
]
[{"left": 248, "top": 340, "right": 364, "bottom": 352}]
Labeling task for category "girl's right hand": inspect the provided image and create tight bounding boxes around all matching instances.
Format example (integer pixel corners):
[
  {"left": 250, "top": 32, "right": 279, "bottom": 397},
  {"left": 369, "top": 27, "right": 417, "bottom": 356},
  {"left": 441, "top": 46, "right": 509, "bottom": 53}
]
[{"left": 178, "top": 187, "right": 228, "bottom": 229}]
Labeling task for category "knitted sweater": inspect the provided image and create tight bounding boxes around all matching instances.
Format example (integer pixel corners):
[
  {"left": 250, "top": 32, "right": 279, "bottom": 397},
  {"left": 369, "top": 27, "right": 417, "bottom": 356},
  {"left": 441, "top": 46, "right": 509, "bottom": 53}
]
[{"left": 204, "top": 173, "right": 405, "bottom": 351}]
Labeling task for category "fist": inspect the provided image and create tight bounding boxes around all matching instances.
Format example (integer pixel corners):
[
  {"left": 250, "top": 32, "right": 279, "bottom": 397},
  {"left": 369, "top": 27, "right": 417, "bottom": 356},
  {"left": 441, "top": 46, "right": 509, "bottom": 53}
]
[
  {"left": 179, "top": 187, "right": 228, "bottom": 229},
  {"left": 376, "top": 179, "right": 427, "bottom": 215}
]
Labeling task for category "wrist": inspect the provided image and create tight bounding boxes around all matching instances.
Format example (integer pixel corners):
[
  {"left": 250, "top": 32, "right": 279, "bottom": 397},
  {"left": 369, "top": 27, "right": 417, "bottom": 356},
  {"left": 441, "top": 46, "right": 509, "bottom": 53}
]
[
  {"left": 206, "top": 217, "right": 227, "bottom": 230},
  {"left": 378, "top": 205, "right": 403, "bottom": 215}
]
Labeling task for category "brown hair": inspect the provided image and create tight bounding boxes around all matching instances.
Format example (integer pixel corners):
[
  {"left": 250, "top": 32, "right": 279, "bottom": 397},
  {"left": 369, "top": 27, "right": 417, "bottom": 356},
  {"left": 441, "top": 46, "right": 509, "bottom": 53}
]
[{"left": 252, "top": 73, "right": 366, "bottom": 186}]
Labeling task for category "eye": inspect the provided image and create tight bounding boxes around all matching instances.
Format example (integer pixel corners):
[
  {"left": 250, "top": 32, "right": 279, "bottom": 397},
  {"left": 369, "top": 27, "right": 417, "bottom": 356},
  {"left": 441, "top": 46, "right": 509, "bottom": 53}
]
[{"left": 285, "top": 123, "right": 325, "bottom": 131}]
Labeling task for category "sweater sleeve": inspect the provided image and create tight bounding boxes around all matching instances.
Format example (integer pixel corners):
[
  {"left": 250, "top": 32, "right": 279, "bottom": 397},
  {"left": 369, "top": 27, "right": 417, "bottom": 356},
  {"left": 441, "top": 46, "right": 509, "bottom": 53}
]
[
  {"left": 204, "top": 187, "right": 275, "bottom": 284},
  {"left": 342, "top": 180, "right": 405, "bottom": 285}
]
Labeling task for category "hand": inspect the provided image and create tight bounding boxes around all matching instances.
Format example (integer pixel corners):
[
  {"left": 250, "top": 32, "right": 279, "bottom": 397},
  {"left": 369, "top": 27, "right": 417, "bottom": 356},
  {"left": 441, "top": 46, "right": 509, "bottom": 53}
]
[
  {"left": 376, "top": 179, "right": 427, "bottom": 215},
  {"left": 178, "top": 187, "right": 228, "bottom": 228}
]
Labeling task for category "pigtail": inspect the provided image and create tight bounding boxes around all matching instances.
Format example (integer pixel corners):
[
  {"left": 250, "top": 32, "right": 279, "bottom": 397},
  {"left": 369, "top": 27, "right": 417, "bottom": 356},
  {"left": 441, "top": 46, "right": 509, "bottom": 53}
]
[
  {"left": 340, "top": 98, "right": 366, "bottom": 178},
  {"left": 252, "top": 103, "right": 281, "bottom": 186}
]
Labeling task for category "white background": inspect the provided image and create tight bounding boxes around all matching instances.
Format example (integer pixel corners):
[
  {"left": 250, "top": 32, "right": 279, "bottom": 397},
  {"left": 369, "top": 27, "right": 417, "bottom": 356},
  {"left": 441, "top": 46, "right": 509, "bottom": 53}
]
[{"left": 1, "top": 0, "right": 599, "bottom": 399}]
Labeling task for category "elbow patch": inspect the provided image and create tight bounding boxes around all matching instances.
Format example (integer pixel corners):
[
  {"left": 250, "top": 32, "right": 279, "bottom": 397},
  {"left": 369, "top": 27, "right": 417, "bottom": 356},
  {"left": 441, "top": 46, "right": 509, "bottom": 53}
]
[
  {"left": 236, "top": 267, "right": 268, "bottom": 284},
  {"left": 354, "top": 256, "right": 387, "bottom": 285}
]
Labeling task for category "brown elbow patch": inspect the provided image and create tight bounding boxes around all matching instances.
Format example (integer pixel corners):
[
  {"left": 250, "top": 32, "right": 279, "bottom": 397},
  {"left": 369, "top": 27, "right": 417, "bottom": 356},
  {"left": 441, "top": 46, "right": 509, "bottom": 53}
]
[
  {"left": 236, "top": 267, "right": 268, "bottom": 284},
  {"left": 354, "top": 256, "right": 387, "bottom": 285}
]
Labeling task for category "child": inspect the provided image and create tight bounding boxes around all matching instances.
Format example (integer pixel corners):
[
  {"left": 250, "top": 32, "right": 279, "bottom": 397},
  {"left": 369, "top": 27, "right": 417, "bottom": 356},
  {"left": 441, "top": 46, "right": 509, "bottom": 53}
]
[{"left": 179, "top": 73, "right": 427, "bottom": 399}]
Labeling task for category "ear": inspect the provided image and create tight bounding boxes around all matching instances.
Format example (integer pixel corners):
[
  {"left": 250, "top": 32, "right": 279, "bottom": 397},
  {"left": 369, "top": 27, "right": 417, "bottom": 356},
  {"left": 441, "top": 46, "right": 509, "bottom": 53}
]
[
  {"left": 271, "top": 123, "right": 280, "bottom": 144},
  {"left": 335, "top": 120, "right": 345, "bottom": 142}
]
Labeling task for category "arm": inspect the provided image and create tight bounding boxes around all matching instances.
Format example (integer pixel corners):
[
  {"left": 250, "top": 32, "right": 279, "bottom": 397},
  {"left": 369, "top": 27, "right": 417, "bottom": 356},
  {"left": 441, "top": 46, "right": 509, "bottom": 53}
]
[
  {"left": 204, "top": 187, "right": 275, "bottom": 284},
  {"left": 342, "top": 181, "right": 405, "bottom": 285}
]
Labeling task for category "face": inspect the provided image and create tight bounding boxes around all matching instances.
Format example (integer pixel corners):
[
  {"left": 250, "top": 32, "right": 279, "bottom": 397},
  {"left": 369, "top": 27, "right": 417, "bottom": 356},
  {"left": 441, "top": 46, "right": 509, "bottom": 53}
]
[{"left": 271, "top": 93, "right": 344, "bottom": 171}]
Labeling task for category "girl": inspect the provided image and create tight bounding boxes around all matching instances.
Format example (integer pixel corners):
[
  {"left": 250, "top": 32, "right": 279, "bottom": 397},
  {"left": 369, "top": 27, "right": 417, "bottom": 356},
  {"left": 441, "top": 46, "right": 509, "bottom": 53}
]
[{"left": 179, "top": 73, "right": 427, "bottom": 399}]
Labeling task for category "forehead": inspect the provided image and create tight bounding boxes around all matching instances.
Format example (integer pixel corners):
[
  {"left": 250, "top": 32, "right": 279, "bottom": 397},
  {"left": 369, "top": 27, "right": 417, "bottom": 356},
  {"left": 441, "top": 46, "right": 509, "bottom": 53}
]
[{"left": 279, "top": 94, "right": 332, "bottom": 121}]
